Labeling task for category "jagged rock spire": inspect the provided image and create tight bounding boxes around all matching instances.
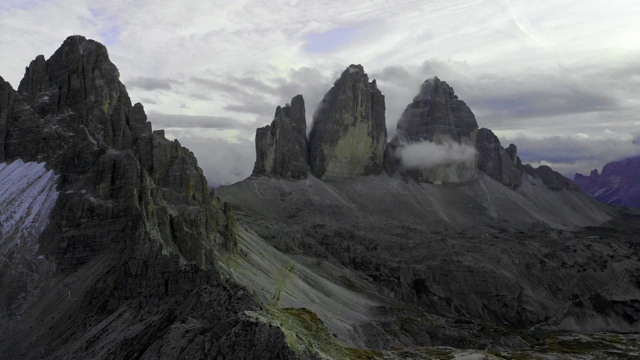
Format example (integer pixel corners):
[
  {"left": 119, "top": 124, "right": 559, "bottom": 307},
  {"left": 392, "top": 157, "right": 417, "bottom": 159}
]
[
  {"left": 308, "top": 64, "right": 387, "bottom": 180},
  {"left": 392, "top": 76, "right": 478, "bottom": 184},
  {"left": 253, "top": 95, "right": 308, "bottom": 179},
  {"left": 14, "top": 35, "right": 137, "bottom": 152},
  {"left": 396, "top": 77, "right": 478, "bottom": 143}
]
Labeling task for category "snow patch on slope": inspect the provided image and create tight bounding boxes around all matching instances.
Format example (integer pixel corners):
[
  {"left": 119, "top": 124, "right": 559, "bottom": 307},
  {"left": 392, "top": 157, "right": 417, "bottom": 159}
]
[{"left": 0, "top": 160, "right": 59, "bottom": 249}]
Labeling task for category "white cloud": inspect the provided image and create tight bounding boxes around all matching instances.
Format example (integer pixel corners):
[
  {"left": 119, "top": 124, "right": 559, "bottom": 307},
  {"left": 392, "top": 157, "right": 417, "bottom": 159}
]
[{"left": 396, "top": 140, "right": 477, "bottom": 169}]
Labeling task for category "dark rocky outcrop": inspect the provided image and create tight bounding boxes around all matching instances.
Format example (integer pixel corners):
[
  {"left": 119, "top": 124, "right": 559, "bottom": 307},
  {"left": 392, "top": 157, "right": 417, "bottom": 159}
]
[
  {"left": 392, "top": 77, "right": 478, "bottom": 184},
  {"left": 574, "top": 155, "right": 640, "bottom": 208},
  {"left": 475, "top": 128, "right": 522, "bottom": 188},
  {"left": 522, "top": 164, "right": 577, "bottom": 191},
  {"left": 0, "top": 36, "right": 296, "bottom": 359},
  {"left": 253, "top": 95, "right": 308, "bottom": 178},
  {"left": 395, "top": 77, "right": 478, "bottom": 143},
  {"left": 308, "top": 65, "right": 387, "bottom": 180}
]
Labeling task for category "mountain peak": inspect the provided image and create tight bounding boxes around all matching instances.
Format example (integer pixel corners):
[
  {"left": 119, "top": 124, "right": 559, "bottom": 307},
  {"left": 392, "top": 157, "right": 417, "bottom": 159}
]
[
  {"left": 392, "top": 76, "right": 478, "bottom": 183},
  {"left": 346, "top": 63, "right": 364, "bottom": 74},
  {"left": 308, "top": 64, "right": 387, "bottom": 180},
  {"left": 18, "top": 35, "right": 123, "bottom": 117},
  {"left": 413, "top": 76, "right": 459, "bottom": 101}
]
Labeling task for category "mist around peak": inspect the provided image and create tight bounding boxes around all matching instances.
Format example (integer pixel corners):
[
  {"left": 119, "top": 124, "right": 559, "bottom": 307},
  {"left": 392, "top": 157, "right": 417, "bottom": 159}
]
[{"left": 395, "top": 140, "right": 476, "bottom": 170}]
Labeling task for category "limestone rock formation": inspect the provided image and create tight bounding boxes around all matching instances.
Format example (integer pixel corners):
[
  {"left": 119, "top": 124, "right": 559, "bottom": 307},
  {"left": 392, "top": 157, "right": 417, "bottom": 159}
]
[
  {"left": 523, "top": 164, "right": 578, "bottom": 191},
  {"left": 253, "top": 95, "right": 308, "bottom": 178},
  {"left": 476, "top": 128, "right": 522, "bottom": 188},
  {"left": 308, "top": 65, "right": 387, "bottom": 180},
  {"left": 0, "top": 36, "right": 296, "bottom": 359},
  {"left": 505, "top": 143, "right": 520, "bottom": 167},
  {"left": 393, "top": 77, "right": 478, "bottom": 184}
]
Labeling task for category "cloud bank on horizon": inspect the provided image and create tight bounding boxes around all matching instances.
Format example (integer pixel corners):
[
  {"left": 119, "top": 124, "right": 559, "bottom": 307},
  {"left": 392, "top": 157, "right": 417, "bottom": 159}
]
[{"left": 1, "top": 0, "right": 639, "bottom": 185}]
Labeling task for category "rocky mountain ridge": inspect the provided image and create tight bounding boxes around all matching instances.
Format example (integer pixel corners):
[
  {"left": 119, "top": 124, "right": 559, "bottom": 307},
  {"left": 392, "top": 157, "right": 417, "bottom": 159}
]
[{"left": 574, "top": 155, "right": 640, "bottom": 209}]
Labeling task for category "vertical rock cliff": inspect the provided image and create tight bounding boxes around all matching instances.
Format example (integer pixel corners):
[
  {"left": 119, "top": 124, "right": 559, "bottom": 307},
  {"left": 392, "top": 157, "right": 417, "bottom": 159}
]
[
  {"left": 393, "top": 77, "right": 479, "bottom": 184},
  {"left": 253, "top": 95, "right": 308, "bottom": 178},
  {"left": 475, "top": 128, "right": 522, "bottom": 188},
  {"left": 308, "top": 65, "right": 387, "bottom": 180}
]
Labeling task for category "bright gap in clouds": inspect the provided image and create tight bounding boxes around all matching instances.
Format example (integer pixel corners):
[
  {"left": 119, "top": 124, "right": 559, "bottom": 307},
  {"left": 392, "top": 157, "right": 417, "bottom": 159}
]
[{"left": 304, "top": 26, "right": 358, "bottom": 53}]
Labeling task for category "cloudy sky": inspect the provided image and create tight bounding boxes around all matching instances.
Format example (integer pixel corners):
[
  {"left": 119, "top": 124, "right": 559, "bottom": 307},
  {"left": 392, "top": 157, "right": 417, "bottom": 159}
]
[{"left": 1, "top": 0, "right": 639, "bottom": 185}]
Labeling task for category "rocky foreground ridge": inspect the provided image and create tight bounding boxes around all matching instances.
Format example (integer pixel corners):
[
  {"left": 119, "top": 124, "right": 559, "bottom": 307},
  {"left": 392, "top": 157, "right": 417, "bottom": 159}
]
[
  {"left": 0, "top": 36, "right": 294, "bottom": 359},
  {"left": 1, "top": 37, "right": 640, "bottom": 359}
]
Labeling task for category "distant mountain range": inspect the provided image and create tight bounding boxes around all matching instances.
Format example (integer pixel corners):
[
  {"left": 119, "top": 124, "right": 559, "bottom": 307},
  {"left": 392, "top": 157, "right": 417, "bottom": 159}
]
[{"left": 574, "top": 155, "right": 640, "bottom": 209}]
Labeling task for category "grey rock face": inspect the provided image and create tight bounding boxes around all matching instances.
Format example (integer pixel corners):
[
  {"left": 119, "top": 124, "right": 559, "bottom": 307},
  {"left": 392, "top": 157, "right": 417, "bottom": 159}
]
[
  {"left": 393, "top": 77, "right": 478, "bottom": 184},
  {"left": 476, "top": 128, "right": 522, "bottom": 188},
  {"left": 217, "top": 173, "right": 637, "bottom": 355},
  {"left": 396, "top": 77, "right": 477, "bottom": 142},
  {"left": 308, "top": 65, "right": 387, "bottom": 180},
  {"left": 253, "top": 95, "right": 308, "bottom": 179},
  {"left": 506, "top": 143, "right": 519, "bottom": 166},
  {"left": 1, "top": 36, "right": 296, "bottom": 359},
  {"left": 523, "top": 164, "right": 578, "bottom": 191}
]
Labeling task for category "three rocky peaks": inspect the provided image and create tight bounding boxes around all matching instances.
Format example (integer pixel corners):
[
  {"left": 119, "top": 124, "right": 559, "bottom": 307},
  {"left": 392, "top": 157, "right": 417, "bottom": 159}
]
[
  {"left": 253, "top": 65, "right": 571, "bottom": 190},
  {"left": 2, "top": 35, "right": 635, "bottom": 360}
]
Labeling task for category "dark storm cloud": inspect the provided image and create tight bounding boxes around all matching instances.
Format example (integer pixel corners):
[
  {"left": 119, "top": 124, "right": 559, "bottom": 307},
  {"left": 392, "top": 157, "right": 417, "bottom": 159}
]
[
  {"left": 127, "top": 77, "right": 182, "bottom": 91},
  {"left": 191, "top": 77, "right": 248, "bottom": 96},
  {"left": 374, "top": 65, "right": 414, "bottom": 83},
  {"left": 223, "top": 102, "right": 276, "bottom": 117},
  {"left": 463, "top": 76, "right": 619, "bottom": 122},
  {"left": 192, "top": 66, "right": 333, "bottom": 127},
  {"left": 515, "top": 136, "right": 629, "bottom": 164},
  {"left": 148, "top": 112, "right": 255, "bottom": 130},
  {"left": 191, "top": 76, "right": 278, "bottom": 117}
]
